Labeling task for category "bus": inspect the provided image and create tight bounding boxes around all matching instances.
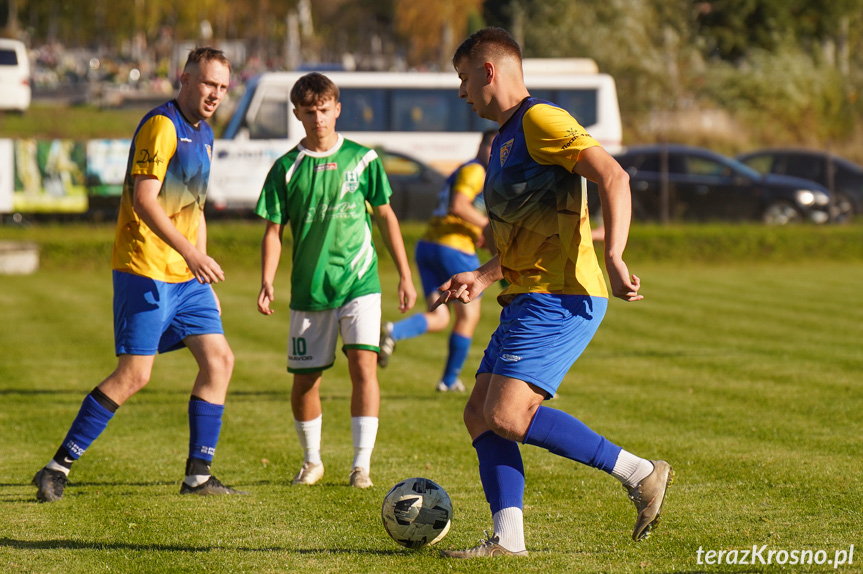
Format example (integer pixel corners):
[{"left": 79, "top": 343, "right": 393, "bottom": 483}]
[{"left": 208, "top": 60, "right": 622, "bottom": 211}]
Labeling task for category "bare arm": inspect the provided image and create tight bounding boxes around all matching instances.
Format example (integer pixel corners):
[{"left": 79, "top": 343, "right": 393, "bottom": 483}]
[
  {"left": 257, "top": 220, "right": 284, "bottom": 315},
  {"left": 574, "top": 146, "right": 642, "bottom": 302},
  {"left": 450, "top": 191, "right": 489, "bottom": 229},
  {"left": 372, "top": 203, "right": 417, "bottom": 312},
  {"left": 133, "top": 175, "right": 225, "bottom": 284}
]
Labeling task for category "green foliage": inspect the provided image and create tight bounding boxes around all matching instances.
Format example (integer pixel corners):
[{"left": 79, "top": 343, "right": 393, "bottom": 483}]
[
  {"left": 704, "top": 45, "right": 855, "bottom": 143},
  {"left": 0, "top": 225, "right": 861, "bottom": 572}
]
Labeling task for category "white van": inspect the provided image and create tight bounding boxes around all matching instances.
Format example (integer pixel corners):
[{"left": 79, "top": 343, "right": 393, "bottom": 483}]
[
  {"left": 0, "top": 39, "right": 31, "bottom": 112},
  {"left": 209, "top": 62, "right": 622, "bottom": 211}
]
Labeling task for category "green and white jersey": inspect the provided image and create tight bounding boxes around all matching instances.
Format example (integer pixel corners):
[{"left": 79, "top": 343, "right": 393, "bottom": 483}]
[{"left": 255, "top": 135, "right": 393, "bottom": 311}]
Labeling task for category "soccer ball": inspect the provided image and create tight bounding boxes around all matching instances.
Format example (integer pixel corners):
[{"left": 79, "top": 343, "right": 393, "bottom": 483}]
[{"left": 381, "top": 477, "right": 453, "bottom": 549}]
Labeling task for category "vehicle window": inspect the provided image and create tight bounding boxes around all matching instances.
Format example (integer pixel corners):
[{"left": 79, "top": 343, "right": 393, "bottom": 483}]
[
  {"left": 381, "top": 153, "right": 421, "bottom": 178},
  {"left": 339, "top": 88, "right": 387, "bottom": 131},
  {"left": 741, "top": 155, "right": 773, "bottom": 174},
  {"left": 248, "top": 88, "right": 288, "bottom": 139},
  {"left": 531, "top": 89, "right": 598, "bottom": 127},
  {"left": 340, "top": 88, "right": 484, "bottom": 132},
  {"left": 685, "top": 156, "right": 729, "bottom": 177},
  {"left": 634, "top": 154, "right": 659, "bottom": 172},
  {"left": 391, "top": 89, "right": 467, "bottom": 132},
  {"left": 783, "top": 155, "right": 823, "bottom": 181},
  {"left": 0, "top": 49, "right": 18, "bottom": 66}
]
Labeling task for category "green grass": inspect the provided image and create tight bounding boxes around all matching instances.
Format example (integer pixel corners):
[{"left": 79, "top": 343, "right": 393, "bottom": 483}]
[
  {"left": 1, "top": 223, "right": 861, "bottom": 573},
  {"left": 0, "top": 102, "right": 231, "bottom": 140},
  {"left": 0, "top": 103, "right": 151, "bottom": 140}
]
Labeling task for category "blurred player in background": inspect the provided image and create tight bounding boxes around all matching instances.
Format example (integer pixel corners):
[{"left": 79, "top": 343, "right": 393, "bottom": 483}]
[
  {"left": 256, "top": 72, "right": 416, "bottom": 489},
  {"left": 377, "top": 129, "right": 497, "bottom": 393},
  {"left": 33, "top": 47, "right": 243, "bottom": 502},
  {"left": 437, "top": 28, "right": 673, "bottom": 558}
]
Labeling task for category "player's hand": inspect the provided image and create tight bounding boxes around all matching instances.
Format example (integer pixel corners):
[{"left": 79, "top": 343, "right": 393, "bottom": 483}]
[
  {"left": 397, "top": 276, "right": 417, "bottom": 313},
  {"left": 257, "top": 283, "right": 275, "bottom": 315},
  {"left": 431, "top": 270, "right": 483, "bottom": 311},
  {"left": 605, "top": 256, "right": 643, "bottom": 302},
  {"left": 186, "top": 251, "right": 225, "bottom": 284}
]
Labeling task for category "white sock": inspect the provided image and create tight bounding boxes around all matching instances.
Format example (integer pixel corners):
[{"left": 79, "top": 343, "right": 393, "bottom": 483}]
[
  {"left": 184, "top": 474, "right": 210, "bottom": 487},
  {"left": 493, "top": 507, "right": 526, "bottom": 552},
  {"left": 294, "top": 414, "right": 323, "bottom": 465},
  {"left": 351, "top": 416, "right": 378, "bottom": 470},
  {"left": 46, "top": 460, "right": 71, "bottom": 476},
  {"left": 611, "top": 450, "right": 654, "bottom": 488}
]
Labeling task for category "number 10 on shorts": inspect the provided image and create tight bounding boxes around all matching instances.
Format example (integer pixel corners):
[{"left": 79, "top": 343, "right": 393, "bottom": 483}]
[{"left": 291, "top": 337, "right": 307, "bottom": 356}]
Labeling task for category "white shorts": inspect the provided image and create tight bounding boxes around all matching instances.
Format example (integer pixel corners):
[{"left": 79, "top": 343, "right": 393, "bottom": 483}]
[{"left": 287, "top": 293, "right": 382, "bottom": 373}]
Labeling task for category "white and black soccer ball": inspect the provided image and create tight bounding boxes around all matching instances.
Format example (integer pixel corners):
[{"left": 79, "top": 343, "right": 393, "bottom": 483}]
[{"left": 381, "top": 477, "right": 453, "bottom": 549}]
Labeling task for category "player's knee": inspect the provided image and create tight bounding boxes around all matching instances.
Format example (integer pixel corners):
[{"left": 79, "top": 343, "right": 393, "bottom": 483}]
[
  {"left": 462, "top": 400, "right": 482, "bottom": 429},
  {"left": 483, "top": 407, "right": 528, "bottom": 442},
  {"left": 425, "top": 307, "right": 450, "bottom": 332},
  {"left": 207, "top": 347, "right": 234, "bottom": 381},
  {"left": 117, "top": 370, "right": 151, "bottom": 393},
  {"left": 220, "top": 346, "right": 235, "bottom": 371}
]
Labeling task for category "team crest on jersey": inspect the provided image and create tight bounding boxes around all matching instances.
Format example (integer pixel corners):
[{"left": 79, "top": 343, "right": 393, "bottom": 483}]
[
  {"left": 344, "top": 171, "right": 359, "bottom": 192},
  {"left": 205, "top": 144, "right": 212, "bottom": 160},
  {"left": 499, "top": 139, "right": 514, "bottom": 167},
  {"left": 315, "top": 162, "right": 338, "bottom": 172}
]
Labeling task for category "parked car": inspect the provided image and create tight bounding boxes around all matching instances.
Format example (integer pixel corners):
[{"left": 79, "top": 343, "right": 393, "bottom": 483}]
[
  {"left": 377, "top": 148, "right": 445, "bottom": 221},
  {"left": 589, "top": 144, "right": 831, "bottom": 225},
  {"left": 0, "top": 38, "right": 31, "bottom": 112},
  {"left": 735, "top": 148, "right": 863, "bottom": 223}
]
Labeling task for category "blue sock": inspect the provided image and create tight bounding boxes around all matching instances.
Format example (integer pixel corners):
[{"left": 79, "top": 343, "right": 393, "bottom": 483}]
[
  {"left": 188, "top": 398, "right": 224, "bottom": 463},
  {"left": 391, "top": 314, "right": 428, "bottom": 341},
  {"left": 58, "top": 394, "right": 115, "bottom": 461},
  {"left": 523, "top": 405, "right": 621, "bottom": 473},
  {"left": 474, "top": 430, "right": 524, "bottom": 513},
  {"left": 442, "top": 333, "right": 471, "bottom": 386}
]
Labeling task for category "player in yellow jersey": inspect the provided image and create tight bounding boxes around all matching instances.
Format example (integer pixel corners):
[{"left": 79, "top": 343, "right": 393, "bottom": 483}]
[
  {"left": 33, "top": 48, "right": 243, "bottom": 502},
  {"left": 436, "top": 28, "right": 673, "bottom": 558},
  {"left": 378, "top": 130, "right": 496, "bottom": 393}
]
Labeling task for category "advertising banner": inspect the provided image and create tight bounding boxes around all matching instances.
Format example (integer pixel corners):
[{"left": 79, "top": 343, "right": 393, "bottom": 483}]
[
  {"left": 0, "top": 139, "right": 12, "bottom": 213},
  {"left": 13, "top": 139, "right": 88, "bottom": 213}
]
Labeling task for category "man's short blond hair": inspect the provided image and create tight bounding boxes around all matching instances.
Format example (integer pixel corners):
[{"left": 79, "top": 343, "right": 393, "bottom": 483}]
[
  {"left": 452, "top": 27, "right": 522, "bottom": 70},
  {"left": 184, "top": 47, "right": 231, "bottom": 73}
]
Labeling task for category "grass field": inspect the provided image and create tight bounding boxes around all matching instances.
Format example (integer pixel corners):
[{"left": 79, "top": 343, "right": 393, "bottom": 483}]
[{"left": 0, "top": 222, "right": 861, "bottom": 573}]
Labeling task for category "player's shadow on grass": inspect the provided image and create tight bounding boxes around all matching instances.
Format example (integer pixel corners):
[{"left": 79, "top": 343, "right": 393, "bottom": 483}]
[{"left": 0, "top": 537, "right": 405, "bottom": 556}]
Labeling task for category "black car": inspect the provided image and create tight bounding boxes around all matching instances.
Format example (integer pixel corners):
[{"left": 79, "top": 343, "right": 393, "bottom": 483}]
[
  {"left": 378, "top": 148, "right": 446, "bottom": 221},
  {"left": 591, "top": 144, "right": 831, "bottom": 225},
  {"left": 735, "top": 148, "right": 863, "bottom": 223}
]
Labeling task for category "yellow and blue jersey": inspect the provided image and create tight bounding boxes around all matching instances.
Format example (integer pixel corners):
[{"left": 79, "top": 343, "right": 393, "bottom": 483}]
[
  {"left": 422, "top": 159, "right": 486, "bottom": 254},
  {"left": 112, "top": 100, "right": 213, "bottom": 283},
  {"left": 485, "top": 97, "right": 607, "bottom": 305}
]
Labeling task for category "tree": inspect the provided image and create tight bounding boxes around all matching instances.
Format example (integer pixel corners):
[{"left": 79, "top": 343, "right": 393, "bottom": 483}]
[{"left": 393, "top": 0, "right": 484, "bottom": 69}]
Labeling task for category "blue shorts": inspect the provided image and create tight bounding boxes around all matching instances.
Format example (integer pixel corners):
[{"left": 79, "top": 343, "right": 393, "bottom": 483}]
[
  {"left": 477, "top": 293, "right": 607, "bottom": 397},
  {"left": 415, "top": 240, "right": 481, "bottom": 298},
  {"left": 113, "top": 270, "right": 224, "bottom": 355}
]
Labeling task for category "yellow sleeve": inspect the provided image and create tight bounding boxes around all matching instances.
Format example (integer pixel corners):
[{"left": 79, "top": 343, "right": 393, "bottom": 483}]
[
  {"left": 130, "top": 115, "right": 177, "bottom": 181},
  {"left": 451, "top": 162, "right": 485, "bottom": 202},
  {"left": 523, "top": 103, "right": 601, "bottom": 172}
]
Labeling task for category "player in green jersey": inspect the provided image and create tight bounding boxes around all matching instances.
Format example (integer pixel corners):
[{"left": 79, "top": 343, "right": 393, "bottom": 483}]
[{"left": 255, "top": 72, "right": 417, "bottom": 488}]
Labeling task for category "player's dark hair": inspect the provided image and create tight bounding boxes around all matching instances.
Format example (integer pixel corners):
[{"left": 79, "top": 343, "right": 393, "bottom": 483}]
[
  {"left": 184, "top": 47, "right": 231, "bottom": 72},
  {"left": 291, "top": 72, "right": 341, "bottom": 107},
  {"left": 452, "top": 27, "right": 522, "bottom": 70}
]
